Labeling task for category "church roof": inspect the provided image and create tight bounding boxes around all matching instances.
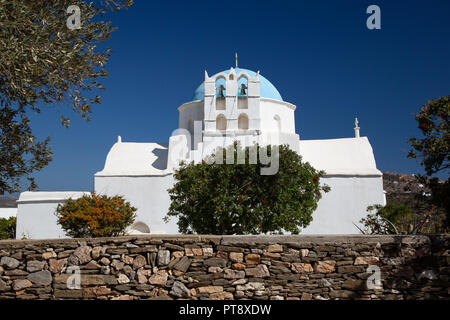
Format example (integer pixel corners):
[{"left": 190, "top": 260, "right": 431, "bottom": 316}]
[
  {"left": 95, "top": 142, "right": 169, "bottom": 176},
  {"left": 17, "top": 191, "right": 91, "bottom": 203},
  {"left": 192, "top": 68, "right": 283, "bottom": 102},
  {"left": 299, "top": 137, "right": 382, "bottom": 176}
]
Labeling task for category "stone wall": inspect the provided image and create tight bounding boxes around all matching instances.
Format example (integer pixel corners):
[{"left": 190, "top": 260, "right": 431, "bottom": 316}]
[{"left": 0, "top": 235, "right": 448, "bottom": 300}]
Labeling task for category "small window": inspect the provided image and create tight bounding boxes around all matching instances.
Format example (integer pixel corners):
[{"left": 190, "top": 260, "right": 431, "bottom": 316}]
[
  {"left": 229, "top": 74, "right": 234, "bottom": 80},
  {"left": 216, "top": 114, "right": 227, "bottom": 131},
  {"left": 238, "top": 114, "right": 249, "bottom": 130}
]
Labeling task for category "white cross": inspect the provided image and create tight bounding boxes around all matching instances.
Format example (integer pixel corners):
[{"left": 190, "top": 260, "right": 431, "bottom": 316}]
[{"left": 354, "top": 118, "right": 360, "bottom": 138}]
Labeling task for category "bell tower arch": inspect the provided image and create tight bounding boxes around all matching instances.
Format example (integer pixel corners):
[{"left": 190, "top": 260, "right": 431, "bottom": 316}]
[{"left": 203, "top": 68, "right": 261, "bottom": 135}]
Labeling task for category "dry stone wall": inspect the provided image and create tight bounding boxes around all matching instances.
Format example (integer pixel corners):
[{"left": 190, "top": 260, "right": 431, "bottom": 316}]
[{"left": 0, "top": 235, "right": 448, "bottom": 300}]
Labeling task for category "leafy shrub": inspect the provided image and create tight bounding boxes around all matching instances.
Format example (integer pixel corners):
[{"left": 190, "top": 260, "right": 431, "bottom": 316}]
[
  {"left": 0, "top": 216, "right": 16, "bottom": 240},
  {"left": 165, "top": 143, "right": 330, "bottom": 234},
  {"left": 359, "top": 203, "right": 413, "bottom": 234},
  {"left": 56, "top": 193, "right": 137, "bottom": 238}
]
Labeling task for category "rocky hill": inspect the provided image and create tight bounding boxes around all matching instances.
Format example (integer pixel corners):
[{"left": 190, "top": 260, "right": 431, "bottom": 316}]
[
  {"left": 382, "top": 172, "right": 446, "bottom": 232},
  {"left": 383, "top": 172, "right": 427, "bottom": 205}
]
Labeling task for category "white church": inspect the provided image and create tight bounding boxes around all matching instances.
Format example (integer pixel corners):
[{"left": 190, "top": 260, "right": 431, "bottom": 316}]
[{"left": 16, "top": 65, "right": 386, "bottom": 239}]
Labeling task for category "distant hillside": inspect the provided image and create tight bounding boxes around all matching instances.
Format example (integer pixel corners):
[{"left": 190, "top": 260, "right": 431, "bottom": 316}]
[
  {"left": 383, "top": 172, "right": 427, "bottom": 204},
  {"left": 0, "top": 197, "right": 18, "bottom": 208},
  {"left": 382, "top": 172, "right": 446, "bottom": 232}
]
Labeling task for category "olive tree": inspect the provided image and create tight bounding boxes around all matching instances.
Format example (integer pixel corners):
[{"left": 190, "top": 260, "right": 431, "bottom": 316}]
[{"left": 0, "top": 0, "right": 132, "bottom": 193}]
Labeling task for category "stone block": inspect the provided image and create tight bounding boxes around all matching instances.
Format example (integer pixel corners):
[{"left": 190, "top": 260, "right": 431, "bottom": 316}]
[
  {"left": 170, "top": 281, "right": 191, "bottom": 298},
  {"left": 196, "top": 286, "right": 223, "bottom": 294},
  {"left": 27, "top": 270, "right": 52, "bottom": 286},
  {"left": 54, "top": 289, "right": 83, "bottom": 299},
  {"left": 224, "top": 269, "right": 245, "bottom": 279},
  {"left": 148, "top": 270, "right": 168, "bottom": 286},
  {"left": 314, "top": 260, "right": 336, "bottom": 273},
  {"left": 174, "top": 256, "right": 191, "bottom": 273},
  {"left": 245, "top": 264, "right": 270, "bottom": 278},
  {"left": 355, "top": 256, "right": 380, "bottom": 265},
  {"left": 204, "top": 258, "right": 227, "bottom": 268},
  {"left": 12, "top": 279, "right": 32, "bottom": 291},
  {"left": 245, "top": 254, "right": 261, "bottom": 265},
  {"left": 1, "top": 256, "right": 19, "bottom": 269},
  {"left": 133, "top": 255, "right": 147, "bottom": 269},
  {"left": 26, "top": 260, "right": 45, "bottom": 272},
  {"left": 267, "top": 244, "right": 283, "bottom": 253},
  {"left": 291, "top": 263, "right": 313, "bottom": 273},
  {"left": 229, "top": 252, "right": 244, "bottom": 263},
  {"left": 157, "top": 250, "right": 170, "bottom": 266}
]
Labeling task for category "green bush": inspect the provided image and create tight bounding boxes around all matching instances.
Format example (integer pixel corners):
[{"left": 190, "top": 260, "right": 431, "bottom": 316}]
[
  {"left": 165, "top": 143, "right": 330, "bottom": 234},
  {"left": 359, "top": 203, "right": 412, "bottom": 234},
  {"left": 56, "top": 193, "right": 137, "bottom": 238},
  {"left": 0, "top": 216, "right": 16, "bottom": 240}
]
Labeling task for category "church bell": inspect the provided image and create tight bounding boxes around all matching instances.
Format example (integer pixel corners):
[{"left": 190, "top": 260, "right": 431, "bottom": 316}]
[
  {"left": 217, "top": 85, "right": 225, "bottom": 98},
  {"left": 240, "top": 83, "right": 247, "bottom": 96}
]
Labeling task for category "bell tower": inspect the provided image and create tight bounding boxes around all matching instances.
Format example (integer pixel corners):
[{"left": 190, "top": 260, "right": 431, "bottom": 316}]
[{"left": 203, "top": 67, "right": 261, "bottom": 136}]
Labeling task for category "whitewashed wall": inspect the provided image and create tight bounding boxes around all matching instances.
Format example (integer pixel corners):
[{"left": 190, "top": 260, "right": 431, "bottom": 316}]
[
  {"left": 259, "top": 99, "right": 296, "bottom": 133},
  {"left": 302, "top": 176, "right": 386, "bottom": 234},
  {"left": 94, "top": 175, "right": 179, "bottom": 234},
  {"left": 178, "top": 101, "right": 203, "bottom": 135},
  {"left": 15, "top": 174, "right": 385, "bottom": 238},
  {"left": 94, "top": 174, "right": 385, "bottom": 235},
  {"left": 16, "top": 192, "right": 90, "bottom": 239}
]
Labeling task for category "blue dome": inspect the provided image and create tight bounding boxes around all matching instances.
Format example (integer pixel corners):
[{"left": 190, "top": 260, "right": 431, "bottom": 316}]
[{"left": 192, "top": 68, "right": 283, "bottom": 101}]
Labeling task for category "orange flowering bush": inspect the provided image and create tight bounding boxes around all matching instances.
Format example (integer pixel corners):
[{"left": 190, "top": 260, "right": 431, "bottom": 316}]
[{"left": 56, "top": 193, "right": 137, "bottom": 238}]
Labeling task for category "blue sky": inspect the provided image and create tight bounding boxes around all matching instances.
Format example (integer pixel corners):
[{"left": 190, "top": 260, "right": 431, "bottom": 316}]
[{"left": 28, "top": 0, "right": 449, "bottom": 192}]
